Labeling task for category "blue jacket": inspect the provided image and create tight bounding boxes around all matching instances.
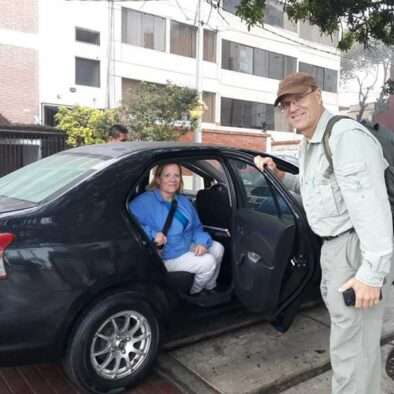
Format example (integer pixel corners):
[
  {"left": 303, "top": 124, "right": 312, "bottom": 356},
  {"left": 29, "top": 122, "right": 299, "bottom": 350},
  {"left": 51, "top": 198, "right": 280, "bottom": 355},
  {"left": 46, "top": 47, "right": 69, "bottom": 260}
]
[{"left": 129, "top": 189, "right": 212, "bottom": 260}]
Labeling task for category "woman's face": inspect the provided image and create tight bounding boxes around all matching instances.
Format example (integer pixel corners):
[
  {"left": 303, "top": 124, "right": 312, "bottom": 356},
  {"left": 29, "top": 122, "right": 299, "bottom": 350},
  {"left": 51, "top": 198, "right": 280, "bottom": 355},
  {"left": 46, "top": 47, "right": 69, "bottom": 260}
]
[{"left": 157, "top": 164, "right": 181, "bottom": 196}]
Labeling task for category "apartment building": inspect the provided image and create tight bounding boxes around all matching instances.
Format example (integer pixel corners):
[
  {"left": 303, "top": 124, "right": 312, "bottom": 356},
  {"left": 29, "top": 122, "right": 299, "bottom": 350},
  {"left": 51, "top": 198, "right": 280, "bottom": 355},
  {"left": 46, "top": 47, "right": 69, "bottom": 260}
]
[
  {"left": 0, "top": 0, "right": 39, "bottom": 124},
  {"left": 0, "top": 0, "right": 341, "bottom": 150}
]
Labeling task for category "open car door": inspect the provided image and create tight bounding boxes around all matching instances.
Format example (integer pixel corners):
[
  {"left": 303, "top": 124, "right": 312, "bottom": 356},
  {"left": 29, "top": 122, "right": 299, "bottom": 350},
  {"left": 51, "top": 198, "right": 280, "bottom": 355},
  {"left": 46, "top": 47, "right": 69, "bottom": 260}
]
[{"left": 227, "top": 154, "right": 319, "bottom": 331}]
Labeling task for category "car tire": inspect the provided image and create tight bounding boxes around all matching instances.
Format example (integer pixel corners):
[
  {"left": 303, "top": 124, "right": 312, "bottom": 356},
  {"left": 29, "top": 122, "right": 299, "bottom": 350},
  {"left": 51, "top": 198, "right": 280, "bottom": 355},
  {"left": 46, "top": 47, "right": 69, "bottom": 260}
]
[{"left": 64, "top": 292, "right": 160, "bottom": 394}]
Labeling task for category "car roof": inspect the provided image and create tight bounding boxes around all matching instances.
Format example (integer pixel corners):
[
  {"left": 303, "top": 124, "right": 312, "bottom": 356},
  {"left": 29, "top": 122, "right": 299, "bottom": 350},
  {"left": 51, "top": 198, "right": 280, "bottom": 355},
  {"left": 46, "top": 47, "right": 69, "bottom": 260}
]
[
  {"left": 65, "top": 141, "right": 259, "bottom": 159},
  {"left": 64, "top": 141, "right": 298, "bottom": 173}
]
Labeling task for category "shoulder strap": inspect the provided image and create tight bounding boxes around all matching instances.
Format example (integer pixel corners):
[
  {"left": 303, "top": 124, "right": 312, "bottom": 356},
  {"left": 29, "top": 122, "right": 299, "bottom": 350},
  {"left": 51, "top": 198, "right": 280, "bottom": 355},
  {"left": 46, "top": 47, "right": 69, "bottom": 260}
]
[
  {"left": 322, "top": 115, "right": 351, "bottom": 171},
  {"left": 162, "top": 198, "right": 178, "bottom": 236}
]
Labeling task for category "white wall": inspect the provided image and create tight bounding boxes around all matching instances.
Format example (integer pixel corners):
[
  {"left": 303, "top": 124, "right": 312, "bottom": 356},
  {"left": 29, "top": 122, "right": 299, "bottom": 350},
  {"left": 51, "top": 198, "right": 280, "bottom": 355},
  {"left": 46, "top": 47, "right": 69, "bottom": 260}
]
[{"left": 38, "top": 0, "right": 341, "bottom": 128}]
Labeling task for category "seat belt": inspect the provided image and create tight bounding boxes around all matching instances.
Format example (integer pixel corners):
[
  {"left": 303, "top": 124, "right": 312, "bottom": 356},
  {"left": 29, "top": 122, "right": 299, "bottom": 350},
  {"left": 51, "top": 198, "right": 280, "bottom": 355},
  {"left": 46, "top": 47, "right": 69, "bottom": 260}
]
[{"left": 156, "top": 198, "right": 177, "bottom": 250}]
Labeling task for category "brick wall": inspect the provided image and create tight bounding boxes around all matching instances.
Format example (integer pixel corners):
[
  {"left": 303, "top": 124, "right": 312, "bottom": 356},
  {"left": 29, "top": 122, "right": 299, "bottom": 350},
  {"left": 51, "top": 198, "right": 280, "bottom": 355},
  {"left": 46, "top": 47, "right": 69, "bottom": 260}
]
[
  {"left": 0, "top": 0, "right": 39, "bottom": 33},
  {"left": 0, "top": 44, "right": 39, "bottom": 124},
  {"left": 180, "top": 129, "right": 267, "bottom": 151}
]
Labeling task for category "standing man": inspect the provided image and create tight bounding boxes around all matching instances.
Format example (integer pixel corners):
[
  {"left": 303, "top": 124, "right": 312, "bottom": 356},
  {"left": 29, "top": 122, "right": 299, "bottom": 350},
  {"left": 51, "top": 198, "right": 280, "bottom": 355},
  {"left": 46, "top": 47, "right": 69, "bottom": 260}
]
[
  {"left": 108, "top": 124, "right": 129, "bottom": 143},
  {"left": 255, "top": 72, "right": 393, "bottom": 394}
]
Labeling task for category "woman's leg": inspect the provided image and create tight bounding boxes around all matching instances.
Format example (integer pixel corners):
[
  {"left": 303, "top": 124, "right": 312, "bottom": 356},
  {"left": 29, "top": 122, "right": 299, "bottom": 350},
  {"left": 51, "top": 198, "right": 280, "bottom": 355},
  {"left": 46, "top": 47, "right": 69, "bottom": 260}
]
[
  {"left": 205, "top": 241, "right": 224, "bottom": 290},
  {"left": 164, "top": 251, "right": 216, "bottom": 294}
]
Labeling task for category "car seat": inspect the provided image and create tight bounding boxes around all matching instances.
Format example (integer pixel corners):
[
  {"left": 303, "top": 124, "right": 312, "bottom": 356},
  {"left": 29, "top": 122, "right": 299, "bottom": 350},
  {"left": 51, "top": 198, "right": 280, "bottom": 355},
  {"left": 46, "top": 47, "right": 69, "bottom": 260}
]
[{"left": 196, "top": 183, "right": 231, "bottom": 229}]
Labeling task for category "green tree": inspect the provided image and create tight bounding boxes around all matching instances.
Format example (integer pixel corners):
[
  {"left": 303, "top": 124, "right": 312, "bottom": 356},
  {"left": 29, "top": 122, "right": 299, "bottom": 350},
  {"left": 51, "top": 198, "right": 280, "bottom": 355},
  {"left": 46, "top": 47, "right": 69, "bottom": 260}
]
[
  {"left": 121, "top": 81, "right": 199, "bottom": 141},
  {"left": 227, "top": 0, "right": 394, "bottom": 50},
  {"left": 55, "top": 106, "right": 119, "bottom": 147},
  {"left": 341, "top": 43, "right": 392, "bottom": 120}
]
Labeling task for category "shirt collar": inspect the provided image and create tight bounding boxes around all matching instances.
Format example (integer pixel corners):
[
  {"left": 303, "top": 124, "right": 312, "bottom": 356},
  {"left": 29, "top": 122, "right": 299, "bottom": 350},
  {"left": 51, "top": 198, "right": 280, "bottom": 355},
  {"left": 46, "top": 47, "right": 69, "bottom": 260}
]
[
  {"left": 153, "top": 188, "right": 178, "bottom": 203},
  {"left": 309, "top": 110, "right": 334, "bottom": 144}
]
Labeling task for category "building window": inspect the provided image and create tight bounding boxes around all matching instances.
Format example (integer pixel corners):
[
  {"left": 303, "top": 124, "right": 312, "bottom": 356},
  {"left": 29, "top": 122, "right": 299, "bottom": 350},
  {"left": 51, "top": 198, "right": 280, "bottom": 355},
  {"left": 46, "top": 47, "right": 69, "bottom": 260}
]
[
  {"left": 202, "top": 92, "right": 216, "bottom": 123},
  {"left": 299, "top": 62, "right": 337, "bottom": 92},
  {"left": 121, "top": 8, "right": 165, "bottom": 51},
  {"left": 299, "top": 22, "right": 338, "bottom": 47},
  {"left": 223, "top": 40, "right": 296, "bottom": 80},
  {"left": 75, "top": 57, "right": 100, "bottom": 87},
  {"left": 203, "top": 30, "right": 216, "bottom": 62},
  {"left": 222, "top": 40, "right": 253, "bottom": 74},
  {"left": 170, "top": 21, "right": 197, "bottom": 58},
  {"left": 222, "top": 0, "right": 239, "bottom": 14},
  {"left": 221, "top": 97, "right": 274, "bottom": 130},
  {"left": 224, "top": 0, "right": 297, "bottom": 32},
  {"left": 324, "top": 68, "right": 338, "bottom": 93},
  {"left": 42, "top": 105, "right": 60, "bottom": 127},
  {"left": 264, "top": 0, "right": 283, "bottom": 28},
  {"left": 75, "top": 27, "right": 100, "bottom": 45}
]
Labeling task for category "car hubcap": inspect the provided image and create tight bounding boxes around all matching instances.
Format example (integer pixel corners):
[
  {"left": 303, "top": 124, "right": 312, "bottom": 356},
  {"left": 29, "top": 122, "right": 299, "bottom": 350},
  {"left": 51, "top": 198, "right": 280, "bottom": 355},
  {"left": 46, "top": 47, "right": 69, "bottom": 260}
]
[{"left": 90, "top": 310, "right": 152, "bottom": 380}]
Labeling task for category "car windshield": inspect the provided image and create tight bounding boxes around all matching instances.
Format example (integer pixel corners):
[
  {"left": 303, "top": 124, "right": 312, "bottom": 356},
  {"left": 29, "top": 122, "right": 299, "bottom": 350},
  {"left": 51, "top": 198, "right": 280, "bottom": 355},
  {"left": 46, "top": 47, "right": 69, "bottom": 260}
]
[{"left": 0, "top": 152, "right": 110, "bottom": 204}]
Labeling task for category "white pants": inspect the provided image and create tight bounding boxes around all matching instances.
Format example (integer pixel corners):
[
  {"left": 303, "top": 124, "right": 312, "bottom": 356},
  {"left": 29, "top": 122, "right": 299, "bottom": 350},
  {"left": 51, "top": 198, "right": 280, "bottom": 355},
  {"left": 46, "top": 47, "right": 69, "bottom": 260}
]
[{"left": 164, "top": 241, "right": 224, "bottom": 294}]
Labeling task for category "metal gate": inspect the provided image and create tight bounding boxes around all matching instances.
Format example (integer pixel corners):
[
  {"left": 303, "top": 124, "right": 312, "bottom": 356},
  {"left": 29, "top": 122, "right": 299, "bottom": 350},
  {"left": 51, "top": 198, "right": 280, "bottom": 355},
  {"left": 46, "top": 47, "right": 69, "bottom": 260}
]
[{"left": 0, "top": 125, "right": 66, "bottom": 177}]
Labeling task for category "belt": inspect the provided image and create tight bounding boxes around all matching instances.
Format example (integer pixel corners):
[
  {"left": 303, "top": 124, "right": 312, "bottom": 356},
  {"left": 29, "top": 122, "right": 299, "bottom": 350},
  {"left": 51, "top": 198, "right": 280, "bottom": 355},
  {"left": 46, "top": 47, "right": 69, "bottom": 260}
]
[{"left": 321, "top": 228, "right": 354, "bottom": 241}]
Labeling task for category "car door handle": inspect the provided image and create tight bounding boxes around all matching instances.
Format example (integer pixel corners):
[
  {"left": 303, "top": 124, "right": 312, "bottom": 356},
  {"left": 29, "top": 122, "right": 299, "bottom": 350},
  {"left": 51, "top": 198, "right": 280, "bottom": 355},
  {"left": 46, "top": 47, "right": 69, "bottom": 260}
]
[{"left": 248, "top": 251, "right": 261, "bottom": 263}]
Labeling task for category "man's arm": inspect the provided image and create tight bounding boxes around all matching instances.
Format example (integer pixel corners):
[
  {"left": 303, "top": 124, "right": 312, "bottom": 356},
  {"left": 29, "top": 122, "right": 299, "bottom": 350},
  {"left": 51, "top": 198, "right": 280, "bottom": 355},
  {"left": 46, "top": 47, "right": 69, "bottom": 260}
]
[{"left": 332, "top": 126, "right": 393, "bottom": 307}]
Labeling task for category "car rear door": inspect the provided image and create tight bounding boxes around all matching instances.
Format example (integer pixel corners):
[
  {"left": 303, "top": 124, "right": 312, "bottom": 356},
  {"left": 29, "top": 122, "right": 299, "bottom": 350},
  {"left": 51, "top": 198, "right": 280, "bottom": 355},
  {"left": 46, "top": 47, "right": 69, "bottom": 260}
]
[{"left": 226, "top": 153, "right": 319, "bottom": 331}]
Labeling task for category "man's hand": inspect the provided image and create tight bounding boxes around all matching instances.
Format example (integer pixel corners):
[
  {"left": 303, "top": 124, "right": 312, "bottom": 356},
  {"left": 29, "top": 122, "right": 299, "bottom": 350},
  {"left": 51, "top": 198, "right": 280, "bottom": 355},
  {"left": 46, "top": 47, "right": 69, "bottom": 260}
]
[
  {"left": 154, "top": 232, "right": 167, "bottom": 247},
  {"left": 254, "top": 156, "right": 285, "bottom": 180},
  {"left": 339, "top": 277, "right": 381, "bottom": 309},
  {"left": 192, "top": 244, "right": 208, "bottom": 256}
]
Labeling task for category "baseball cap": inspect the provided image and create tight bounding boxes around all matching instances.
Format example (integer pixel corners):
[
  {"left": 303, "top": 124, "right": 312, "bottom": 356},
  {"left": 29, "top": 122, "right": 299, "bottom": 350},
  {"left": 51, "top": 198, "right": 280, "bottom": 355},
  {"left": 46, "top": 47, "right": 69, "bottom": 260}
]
[{"left": 274, "top": 72, "right": 319, "bottom": 107}]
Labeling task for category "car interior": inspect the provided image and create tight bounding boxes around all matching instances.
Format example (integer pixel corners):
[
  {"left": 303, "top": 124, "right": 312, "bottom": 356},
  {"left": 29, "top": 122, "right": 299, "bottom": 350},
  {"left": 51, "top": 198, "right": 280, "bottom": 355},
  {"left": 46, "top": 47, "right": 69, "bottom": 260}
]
[{"left": 127, "top": 156, "right": 303, "bottom": 308}]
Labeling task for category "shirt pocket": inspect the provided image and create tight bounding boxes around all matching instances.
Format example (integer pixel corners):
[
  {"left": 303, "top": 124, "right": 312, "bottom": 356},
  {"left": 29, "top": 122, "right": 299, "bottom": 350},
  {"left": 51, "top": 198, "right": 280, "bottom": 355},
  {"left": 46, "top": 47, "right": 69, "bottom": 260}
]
[
  {"left": 336, "top": 162, "right": 370, "bottom": 192},
  {"left": 315, "top": 179, "right": 346, "bottom": 218}
]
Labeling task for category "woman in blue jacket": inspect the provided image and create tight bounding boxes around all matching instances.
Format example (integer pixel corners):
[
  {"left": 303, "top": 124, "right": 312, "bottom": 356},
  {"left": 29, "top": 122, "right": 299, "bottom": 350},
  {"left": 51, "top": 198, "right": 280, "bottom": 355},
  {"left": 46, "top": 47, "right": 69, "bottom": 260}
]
[{"left": 129, "top": 163, "right": 224, "bottom": 295}]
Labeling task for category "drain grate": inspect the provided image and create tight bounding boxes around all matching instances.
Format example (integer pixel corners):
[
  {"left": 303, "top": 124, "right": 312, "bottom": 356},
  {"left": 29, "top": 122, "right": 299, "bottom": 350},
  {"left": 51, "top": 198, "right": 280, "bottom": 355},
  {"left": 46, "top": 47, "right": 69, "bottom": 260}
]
[{"left": 386, "top": 348, "right": 394, "bottom": 380}]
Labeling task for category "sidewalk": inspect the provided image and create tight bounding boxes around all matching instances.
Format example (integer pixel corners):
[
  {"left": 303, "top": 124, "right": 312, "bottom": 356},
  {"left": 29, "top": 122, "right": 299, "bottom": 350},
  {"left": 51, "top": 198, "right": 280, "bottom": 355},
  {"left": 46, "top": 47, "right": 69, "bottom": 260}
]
[{"left": 158, "top": 289, "right": 394, "bottom": 393}]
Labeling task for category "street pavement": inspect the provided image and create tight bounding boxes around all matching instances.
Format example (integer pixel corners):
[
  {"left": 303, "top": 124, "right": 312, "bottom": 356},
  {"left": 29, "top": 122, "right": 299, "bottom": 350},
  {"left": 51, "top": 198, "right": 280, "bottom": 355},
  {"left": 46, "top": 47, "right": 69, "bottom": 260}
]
[{"left": 158, "top": 289, "right": 394, "bottom": 394}]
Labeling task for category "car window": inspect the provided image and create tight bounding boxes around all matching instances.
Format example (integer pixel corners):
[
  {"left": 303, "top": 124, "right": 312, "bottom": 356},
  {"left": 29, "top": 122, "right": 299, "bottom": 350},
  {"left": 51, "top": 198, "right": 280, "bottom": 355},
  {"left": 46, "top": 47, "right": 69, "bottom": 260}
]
[
  {"left": 180, "top": 166, "right": 204, "bottom": 195},
  {"left": 0, "top": 152, "right": 110, "bottom": 204},
  {"left": 144, "top": 159, "right": 229, "bottom": 200},
  {"left": 229, "top": 159, "right": 293, "bottom": 221},
  {"left": 146, "top": 165, "right": 204, "bottom": 196}
]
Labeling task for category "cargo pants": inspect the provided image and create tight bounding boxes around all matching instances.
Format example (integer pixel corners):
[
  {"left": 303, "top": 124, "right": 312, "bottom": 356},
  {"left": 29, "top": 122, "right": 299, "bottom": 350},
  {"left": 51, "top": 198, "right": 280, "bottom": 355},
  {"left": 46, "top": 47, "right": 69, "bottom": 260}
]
[{"left": 320, "top": 230, "right": 389, "bottom": 394}]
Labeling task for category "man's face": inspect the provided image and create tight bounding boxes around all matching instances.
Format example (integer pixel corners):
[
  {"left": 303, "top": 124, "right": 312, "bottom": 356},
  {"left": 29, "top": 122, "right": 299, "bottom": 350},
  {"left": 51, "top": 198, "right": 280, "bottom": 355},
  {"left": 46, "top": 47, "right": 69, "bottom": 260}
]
[
  {"left": 279, "top": 89, "right": 323, "bottom": 137},
  {"left": 113, "top": 132, "right": 128, "bottom": 142}
]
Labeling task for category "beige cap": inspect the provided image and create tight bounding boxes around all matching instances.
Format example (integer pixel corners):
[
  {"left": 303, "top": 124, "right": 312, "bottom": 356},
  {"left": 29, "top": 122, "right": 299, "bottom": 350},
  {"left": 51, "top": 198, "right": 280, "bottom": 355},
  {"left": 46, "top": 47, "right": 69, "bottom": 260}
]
[{"left": 274, "top": 72, "right": 319, "bottom": 107}]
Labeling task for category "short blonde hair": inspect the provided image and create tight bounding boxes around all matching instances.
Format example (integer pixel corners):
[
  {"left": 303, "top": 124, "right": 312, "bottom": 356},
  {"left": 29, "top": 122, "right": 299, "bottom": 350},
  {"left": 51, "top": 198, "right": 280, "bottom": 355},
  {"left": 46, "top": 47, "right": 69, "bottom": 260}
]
[{"left": 147, "top": 163, "right": 184, "bottom": 192}]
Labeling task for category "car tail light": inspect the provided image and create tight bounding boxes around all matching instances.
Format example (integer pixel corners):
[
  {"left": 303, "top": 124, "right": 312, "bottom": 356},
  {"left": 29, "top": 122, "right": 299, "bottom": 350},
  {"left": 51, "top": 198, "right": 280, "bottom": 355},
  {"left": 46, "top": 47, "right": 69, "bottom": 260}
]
[{"left": 0, "top": 233, "right": 15, "bottom": 279}]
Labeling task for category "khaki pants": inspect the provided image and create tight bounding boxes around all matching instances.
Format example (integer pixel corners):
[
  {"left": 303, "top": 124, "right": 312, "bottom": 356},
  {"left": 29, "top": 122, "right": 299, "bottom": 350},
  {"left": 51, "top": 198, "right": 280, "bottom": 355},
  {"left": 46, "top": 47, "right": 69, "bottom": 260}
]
[{"left": 320, "top": 231, "right": 388, "bottom": 394}]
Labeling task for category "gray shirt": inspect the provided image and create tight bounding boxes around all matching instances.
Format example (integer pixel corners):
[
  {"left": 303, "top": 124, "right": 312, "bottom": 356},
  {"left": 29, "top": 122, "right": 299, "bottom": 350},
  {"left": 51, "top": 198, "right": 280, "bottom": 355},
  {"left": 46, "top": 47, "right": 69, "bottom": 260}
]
[{"left": 284, "top": 110, "right": 393, "bottom": 287}]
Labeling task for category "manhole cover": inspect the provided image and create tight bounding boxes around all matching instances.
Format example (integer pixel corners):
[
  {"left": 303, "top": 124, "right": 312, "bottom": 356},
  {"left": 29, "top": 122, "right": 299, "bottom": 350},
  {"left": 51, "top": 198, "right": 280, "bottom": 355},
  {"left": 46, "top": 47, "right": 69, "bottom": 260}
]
[{"left": 385, "top": 348, "right": 394, "bottom": 380}]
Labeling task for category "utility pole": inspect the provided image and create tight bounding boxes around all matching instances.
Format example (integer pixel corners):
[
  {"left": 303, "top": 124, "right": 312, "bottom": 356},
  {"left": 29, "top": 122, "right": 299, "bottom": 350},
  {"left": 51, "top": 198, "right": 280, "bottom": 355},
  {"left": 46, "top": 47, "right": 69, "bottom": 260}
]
[{"left": 194, "top": 0, "right": 204, "bottom": 143}]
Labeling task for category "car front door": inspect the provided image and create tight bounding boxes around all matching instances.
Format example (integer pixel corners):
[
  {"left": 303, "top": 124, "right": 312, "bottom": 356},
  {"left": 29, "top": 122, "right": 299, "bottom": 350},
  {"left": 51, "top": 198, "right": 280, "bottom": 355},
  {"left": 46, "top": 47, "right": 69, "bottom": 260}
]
[{"left": 226, "top": 154, "right": 320, "bottom": 330}]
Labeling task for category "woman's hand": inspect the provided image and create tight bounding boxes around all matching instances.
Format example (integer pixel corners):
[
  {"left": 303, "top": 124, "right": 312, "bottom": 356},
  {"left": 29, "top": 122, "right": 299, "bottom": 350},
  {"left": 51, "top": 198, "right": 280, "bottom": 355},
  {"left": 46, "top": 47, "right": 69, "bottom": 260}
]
[
  {"left": 154, "top": 232, "right": 167, "bottom": 247},
  {"left": 192, "top": 244, "right": 208, "bottom": 256}
]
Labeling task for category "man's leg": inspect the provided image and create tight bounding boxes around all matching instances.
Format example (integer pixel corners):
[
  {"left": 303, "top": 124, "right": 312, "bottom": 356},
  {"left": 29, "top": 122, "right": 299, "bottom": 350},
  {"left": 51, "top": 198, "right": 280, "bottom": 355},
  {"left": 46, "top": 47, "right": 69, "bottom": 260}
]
[
  {"left": 164, "top": 251, "right": 216, "bottom": 294},
  {"left": 321, "top": 231, "right": 385, "bottom": 394}
]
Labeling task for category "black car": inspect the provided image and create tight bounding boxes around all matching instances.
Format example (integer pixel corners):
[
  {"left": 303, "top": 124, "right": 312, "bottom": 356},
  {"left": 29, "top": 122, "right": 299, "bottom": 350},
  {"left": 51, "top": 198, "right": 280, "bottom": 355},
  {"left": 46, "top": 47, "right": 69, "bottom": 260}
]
[{"left": 0, "top": 142, "right": 321, "bottom": 393}]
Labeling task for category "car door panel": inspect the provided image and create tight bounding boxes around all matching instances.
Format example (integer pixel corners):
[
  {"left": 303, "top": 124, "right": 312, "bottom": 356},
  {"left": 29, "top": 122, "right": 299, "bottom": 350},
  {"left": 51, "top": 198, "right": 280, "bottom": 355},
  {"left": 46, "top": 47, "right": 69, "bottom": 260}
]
[
  {"left": 234, "top": 208, "right": 296, "bottom": 314},
  {"left": 226, "top": 154, "right": 318, "bottom": 329}
]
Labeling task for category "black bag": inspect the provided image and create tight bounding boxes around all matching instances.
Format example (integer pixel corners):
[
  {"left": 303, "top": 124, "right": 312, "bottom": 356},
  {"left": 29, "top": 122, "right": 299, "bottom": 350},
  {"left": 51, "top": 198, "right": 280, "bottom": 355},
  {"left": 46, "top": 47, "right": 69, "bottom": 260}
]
[{"left": 322, "top": 115, "right": 394, "bottom": 215}]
